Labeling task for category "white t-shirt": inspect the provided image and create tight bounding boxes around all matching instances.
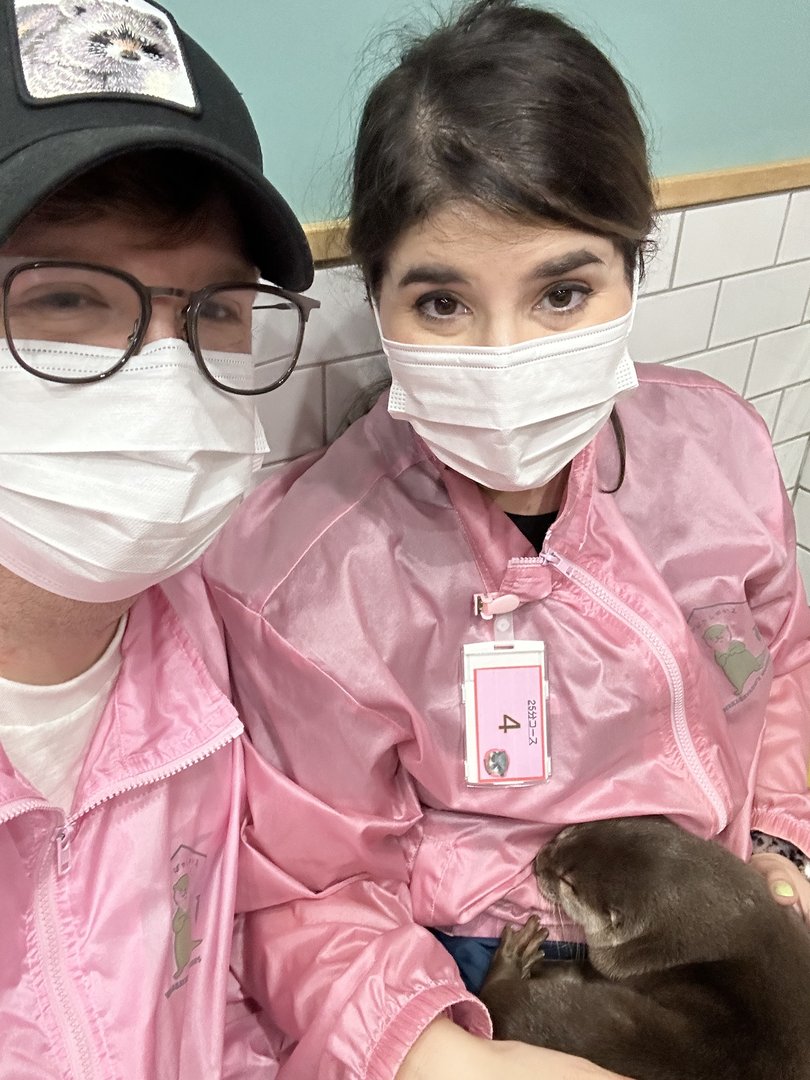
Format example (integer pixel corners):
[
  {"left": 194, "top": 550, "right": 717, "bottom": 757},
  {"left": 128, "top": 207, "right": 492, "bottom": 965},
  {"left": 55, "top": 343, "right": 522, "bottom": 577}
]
[{"left": 0, "top": 618, "right": 126, "bottom": 814}]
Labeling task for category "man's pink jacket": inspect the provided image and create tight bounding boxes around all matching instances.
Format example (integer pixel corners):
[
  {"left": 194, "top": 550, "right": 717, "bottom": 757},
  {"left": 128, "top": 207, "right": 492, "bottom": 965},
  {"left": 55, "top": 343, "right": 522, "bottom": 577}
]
[{"left": 0, "top": 569, "right": 285, "bottom": 1078}]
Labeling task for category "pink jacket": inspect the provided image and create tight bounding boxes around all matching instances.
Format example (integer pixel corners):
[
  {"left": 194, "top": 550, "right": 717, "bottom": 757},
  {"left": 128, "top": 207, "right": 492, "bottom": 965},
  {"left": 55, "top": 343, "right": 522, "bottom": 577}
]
[
  {"left": 206, "top": 364, "right": 810, "bottom": 1080},
  {"left": 0, "top": 568, "right": 283, "bottom": 1079}
]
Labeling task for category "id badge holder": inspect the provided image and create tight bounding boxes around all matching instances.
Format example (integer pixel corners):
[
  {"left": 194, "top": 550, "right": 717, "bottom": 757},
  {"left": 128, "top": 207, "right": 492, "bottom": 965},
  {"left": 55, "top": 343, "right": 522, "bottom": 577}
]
[{"left": 462, "top": 640, "right": 551, "bottom": 786}]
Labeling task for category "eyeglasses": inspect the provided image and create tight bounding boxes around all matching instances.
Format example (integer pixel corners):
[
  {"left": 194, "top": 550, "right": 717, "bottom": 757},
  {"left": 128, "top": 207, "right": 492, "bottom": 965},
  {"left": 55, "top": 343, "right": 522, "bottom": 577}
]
[{"left": 0, "top": 260, "right": 320, "bottom": 395}]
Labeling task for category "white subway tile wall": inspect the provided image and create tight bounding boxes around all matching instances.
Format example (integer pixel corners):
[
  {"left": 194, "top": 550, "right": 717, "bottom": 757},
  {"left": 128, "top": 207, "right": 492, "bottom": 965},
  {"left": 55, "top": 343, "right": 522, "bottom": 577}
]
[
  {"left": 259, "top": 188, "right": 810, "bottom": 588},
  {"left": 673, "top": 194, "right": 789, "bottom": 288}
]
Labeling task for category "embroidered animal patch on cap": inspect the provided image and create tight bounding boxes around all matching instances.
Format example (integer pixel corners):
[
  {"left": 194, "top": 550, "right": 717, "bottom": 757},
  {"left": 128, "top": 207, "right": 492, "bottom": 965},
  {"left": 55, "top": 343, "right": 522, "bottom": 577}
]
[{"left": 14, "top": 0, "right": 197, "bottom": 109}]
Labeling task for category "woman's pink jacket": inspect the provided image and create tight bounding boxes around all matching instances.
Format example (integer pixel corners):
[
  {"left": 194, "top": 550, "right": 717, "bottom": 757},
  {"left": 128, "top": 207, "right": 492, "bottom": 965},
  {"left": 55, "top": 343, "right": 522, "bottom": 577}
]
[{"left": 206, "top": 364, "right": 810, "bottom": 1080}]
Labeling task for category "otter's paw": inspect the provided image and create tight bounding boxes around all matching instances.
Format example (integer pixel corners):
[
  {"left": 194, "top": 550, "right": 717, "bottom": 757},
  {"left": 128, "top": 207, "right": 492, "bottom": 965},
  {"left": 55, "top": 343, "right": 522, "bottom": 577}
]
[{"left": 495, "top": 915, "right": 550, "bottom": 980}]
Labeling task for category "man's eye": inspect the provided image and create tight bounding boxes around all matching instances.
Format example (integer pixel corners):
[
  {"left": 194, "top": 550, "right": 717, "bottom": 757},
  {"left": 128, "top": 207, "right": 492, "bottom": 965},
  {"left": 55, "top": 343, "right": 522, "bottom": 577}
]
[
  {"left": 25, "top": 291, "right": 103, "bottom": 312},
  {"left": 198, "top": 301, "right": 240, "bottom": 322}
]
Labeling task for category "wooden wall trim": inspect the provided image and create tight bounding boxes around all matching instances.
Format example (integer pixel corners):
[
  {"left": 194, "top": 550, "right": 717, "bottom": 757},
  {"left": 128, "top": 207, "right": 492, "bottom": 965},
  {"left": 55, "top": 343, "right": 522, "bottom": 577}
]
[
  {"left": 304, "top": 157, "right": 810, "bottom": 268},
  {"left": 655, "top": 158, "right": 810, "bottom": 210},
  {"left": 305, "top": 219, "right": 350, "bottom": 266}
]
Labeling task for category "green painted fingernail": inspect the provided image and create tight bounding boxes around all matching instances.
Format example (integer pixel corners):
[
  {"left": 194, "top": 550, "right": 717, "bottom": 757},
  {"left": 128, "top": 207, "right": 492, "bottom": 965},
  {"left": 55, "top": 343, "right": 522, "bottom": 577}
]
[{"left": 774, "top": 881, "right": 795, "bottom": 898}]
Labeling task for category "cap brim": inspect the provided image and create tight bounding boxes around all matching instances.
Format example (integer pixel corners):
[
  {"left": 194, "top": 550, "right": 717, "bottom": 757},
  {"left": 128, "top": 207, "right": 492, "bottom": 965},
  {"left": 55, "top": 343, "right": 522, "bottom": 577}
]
[{"left": 0, "top": 126, "right": 313, "bottom": 291}]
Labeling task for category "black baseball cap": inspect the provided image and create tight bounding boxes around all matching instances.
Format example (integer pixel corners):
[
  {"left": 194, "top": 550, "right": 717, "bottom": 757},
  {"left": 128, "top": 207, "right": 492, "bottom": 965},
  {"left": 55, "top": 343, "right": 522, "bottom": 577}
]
[{"left": 0, "top": 0, "right": 313, "bottom": 291}]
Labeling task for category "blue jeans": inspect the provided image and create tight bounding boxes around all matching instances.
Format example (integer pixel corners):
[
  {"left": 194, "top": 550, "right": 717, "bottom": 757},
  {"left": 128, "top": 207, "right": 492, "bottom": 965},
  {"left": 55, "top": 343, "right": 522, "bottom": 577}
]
[{"left": 430, "top": 929, "right": 588, "bottom": 996}]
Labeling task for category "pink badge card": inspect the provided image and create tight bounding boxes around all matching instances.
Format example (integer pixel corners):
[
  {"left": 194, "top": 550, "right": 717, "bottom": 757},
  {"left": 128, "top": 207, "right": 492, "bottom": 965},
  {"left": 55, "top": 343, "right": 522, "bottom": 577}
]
[{"left": 462, "top": 641, "right": 551, "bottom": 786}]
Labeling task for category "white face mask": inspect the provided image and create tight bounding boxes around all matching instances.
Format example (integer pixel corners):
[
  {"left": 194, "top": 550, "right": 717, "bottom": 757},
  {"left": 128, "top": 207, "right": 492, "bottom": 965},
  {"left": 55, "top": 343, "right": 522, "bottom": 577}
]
[
  {"left": 378, "top": 299, "right": 638, "bottom": 492},
  {"left": 0, "top": 339, "right": 269, "bottom": 602}
]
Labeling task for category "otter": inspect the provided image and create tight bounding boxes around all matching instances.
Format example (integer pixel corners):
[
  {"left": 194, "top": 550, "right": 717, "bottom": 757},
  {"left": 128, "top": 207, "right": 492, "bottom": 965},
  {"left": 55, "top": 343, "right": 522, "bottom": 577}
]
[{"left": 479, "top": 816, "right": 810, "bottom": 1080}]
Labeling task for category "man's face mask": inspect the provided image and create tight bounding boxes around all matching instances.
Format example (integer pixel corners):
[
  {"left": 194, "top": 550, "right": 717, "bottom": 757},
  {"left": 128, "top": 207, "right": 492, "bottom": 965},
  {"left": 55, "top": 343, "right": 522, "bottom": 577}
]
[{"left": 0, "top": 337, "right": 268, "bottom": 602}]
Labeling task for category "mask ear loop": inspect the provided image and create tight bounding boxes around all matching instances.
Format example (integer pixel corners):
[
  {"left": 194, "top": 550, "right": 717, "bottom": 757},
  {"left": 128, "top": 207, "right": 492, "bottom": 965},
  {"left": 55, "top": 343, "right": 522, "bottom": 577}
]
[
  {"left": 369, "top": 298, "right": 389, "bottom": 353},
  {"left": 626, "top": 262, "right": 641, "bottom": 334}
]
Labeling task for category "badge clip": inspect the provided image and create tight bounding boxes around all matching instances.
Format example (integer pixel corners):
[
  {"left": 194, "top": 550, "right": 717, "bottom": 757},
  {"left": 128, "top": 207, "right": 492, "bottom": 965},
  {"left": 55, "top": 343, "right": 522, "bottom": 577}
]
[{"left": 473, "top": 592, "right": 520, "bottom": 620}]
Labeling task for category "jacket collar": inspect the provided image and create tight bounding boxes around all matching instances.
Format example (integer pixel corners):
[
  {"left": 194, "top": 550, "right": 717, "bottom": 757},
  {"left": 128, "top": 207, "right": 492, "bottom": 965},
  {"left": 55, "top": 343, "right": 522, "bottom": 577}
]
[
  {"left": 0, "top": 582, "right": 241, "bottom": 816},
  {"left": 377, "top": 394, "right": 606, "bottom": 595}
]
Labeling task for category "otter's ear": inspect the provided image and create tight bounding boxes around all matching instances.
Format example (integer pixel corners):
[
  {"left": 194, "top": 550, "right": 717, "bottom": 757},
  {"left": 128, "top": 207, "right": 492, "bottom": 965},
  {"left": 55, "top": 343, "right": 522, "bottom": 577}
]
[
  {"left": 609, "top": 907, "right": 624, "bottom": 930},
  {"left": 59, "top": 2, "right": 86, "bottom": 14}
]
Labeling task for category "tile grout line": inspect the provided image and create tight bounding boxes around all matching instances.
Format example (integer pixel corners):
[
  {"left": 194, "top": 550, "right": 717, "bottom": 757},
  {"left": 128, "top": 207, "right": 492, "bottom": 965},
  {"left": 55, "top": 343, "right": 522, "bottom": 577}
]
[
  {"left": 793, "top": 442, "right": 810, "bottom": 505},
  {"left": 740, "top": 336, "right": 756, "bottom": 399},
  {"left": 769, "top": 390, "right": 787, "bottom": 443},
  {"left": 642, "top": 252, "right": 810, "bottom": 299},
  {"left": 705, "top": 279, "right": 724, "bottom": 351},
  {"left": 654, "top": 314, "right": 807, "bottom": 362},
  {"left": 773, "top": 432, "right": 810, "bottom": 450},
  {"left": 773, "top": 192, "right": 793, "bottom": 266},
  {"left": 747, "top": 373, "right": 810, "bottom": 404},
  {"left": 664, "top": 210, "right": 686, "bottom": 292}
]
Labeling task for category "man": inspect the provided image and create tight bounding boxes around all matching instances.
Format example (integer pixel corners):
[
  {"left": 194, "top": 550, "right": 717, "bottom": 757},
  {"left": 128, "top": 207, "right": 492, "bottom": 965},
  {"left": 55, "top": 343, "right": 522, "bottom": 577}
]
[{"left": 0, "top": 1, "right": 316, "bottom": 1074}]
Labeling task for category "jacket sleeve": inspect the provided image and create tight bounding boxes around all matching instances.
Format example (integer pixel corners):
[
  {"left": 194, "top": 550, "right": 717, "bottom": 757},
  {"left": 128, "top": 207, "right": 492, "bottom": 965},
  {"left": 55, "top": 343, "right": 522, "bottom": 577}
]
[
  {"left": 219, "top": 591, "right": 491, "bottom": 1080},
  {"left": 748, "top": 468, "right": 810, "bottom": 857}
]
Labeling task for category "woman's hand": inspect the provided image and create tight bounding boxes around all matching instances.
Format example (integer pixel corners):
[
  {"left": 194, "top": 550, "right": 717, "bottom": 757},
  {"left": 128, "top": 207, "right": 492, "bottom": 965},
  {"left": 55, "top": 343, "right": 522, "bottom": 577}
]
[
  {"left": 750, "top": 852, "right": 810, "bottom": 926},
  {"left": 397, "top": 1018, "right": 630, "bottom": 1080}
]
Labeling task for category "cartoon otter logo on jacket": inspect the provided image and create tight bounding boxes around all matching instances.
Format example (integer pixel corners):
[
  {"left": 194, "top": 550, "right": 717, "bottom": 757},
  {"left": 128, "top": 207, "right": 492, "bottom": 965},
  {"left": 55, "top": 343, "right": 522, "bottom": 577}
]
[
  {"left": 703, "top": 622, "right": 768, "bottom": 695},
  {"left": 165, "top": 844, "right": 205, "bottom": 999},
  {"left": 688, "top": 602, "right": 770, "bottom": 707},
  {"left": 171, "top": 872, "right": 202, "bottom": 979},
  {"left": 14, "top": 0, "right": 197, "bottom": 108}
]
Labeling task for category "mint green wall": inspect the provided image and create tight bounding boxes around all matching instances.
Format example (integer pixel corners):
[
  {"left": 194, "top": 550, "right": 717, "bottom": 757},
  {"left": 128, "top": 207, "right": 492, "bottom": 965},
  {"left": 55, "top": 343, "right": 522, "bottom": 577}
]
[{"left": 167, "top": 0, "right": 810, "bottom": 223}]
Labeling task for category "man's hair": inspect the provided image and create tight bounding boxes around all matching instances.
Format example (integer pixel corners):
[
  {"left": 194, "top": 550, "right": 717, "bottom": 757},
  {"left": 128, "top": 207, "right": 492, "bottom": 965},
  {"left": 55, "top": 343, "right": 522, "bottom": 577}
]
[{"left": 22, "top": 148, "right": 249, "bottom": 253}]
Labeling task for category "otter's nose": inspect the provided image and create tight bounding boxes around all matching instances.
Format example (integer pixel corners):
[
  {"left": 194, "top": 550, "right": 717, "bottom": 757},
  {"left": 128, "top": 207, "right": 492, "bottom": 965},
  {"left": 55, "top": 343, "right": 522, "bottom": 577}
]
[{"left": 120, "top": 49, "right": 140, "bottom": 61}]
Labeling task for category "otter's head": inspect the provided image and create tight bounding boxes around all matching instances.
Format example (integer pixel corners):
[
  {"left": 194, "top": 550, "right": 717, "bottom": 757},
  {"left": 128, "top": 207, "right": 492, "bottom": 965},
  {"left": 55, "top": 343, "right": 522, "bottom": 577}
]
[{"left": 535, "top": 816, "right": 766, "bottom": 978}]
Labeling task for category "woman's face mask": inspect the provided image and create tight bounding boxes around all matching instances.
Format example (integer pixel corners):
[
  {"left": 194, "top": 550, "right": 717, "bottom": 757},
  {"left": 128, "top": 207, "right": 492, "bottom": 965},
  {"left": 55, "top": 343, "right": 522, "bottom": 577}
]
[{"left": 375, "top": 203, "right": 638, "bottom": 492}]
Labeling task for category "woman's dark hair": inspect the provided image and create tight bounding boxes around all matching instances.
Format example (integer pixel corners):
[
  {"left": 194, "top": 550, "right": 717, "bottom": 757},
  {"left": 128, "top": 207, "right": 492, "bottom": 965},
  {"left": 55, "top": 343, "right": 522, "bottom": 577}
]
[
  {"left": 20, "top": 149, "right": 249, "bottom": 254},
  {"left": 348, "top": 0, "right": 655, "bottom": 293}
]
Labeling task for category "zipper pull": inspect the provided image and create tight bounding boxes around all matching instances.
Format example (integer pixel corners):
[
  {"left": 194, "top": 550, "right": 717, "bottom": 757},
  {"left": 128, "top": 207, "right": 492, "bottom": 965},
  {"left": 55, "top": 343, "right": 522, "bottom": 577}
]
[{"left": 55, "top": 824, "right": 73, "bottom": 876}]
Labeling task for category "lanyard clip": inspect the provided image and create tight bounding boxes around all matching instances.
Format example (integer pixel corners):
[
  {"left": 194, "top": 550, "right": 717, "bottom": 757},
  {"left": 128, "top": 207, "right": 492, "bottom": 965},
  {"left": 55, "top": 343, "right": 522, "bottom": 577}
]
[{"left": 474, "top": 592, "right": 520, "bottom": 621}]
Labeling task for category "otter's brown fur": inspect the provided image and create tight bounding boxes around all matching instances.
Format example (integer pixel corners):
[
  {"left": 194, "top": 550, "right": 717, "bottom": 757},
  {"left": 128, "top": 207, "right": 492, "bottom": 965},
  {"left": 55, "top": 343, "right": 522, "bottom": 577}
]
[{"left": 480, "top": 816, "right": 810, "bottom": 1080}]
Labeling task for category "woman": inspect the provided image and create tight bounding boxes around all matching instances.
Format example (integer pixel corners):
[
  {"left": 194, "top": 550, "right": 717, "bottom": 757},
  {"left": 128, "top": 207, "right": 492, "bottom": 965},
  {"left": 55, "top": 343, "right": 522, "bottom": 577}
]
[{"left": 208, "top": 2, "right": 810, "bottom": 1077}]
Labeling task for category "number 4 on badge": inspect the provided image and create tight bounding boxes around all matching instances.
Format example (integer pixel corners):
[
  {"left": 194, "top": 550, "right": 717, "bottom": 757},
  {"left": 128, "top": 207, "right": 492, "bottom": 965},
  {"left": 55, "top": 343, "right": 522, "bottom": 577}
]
[{"left": 499, "top": 714, "right": 521, "bottom": 734}]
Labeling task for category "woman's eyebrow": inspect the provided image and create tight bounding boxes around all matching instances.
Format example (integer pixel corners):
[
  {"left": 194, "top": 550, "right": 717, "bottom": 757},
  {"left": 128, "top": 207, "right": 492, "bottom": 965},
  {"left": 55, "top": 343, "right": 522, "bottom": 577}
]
[
  {"left": 397, "top": 249, "right": 605, "bottom": 288},
  {"left": 398, "top": 264, "right": 470, "bottom": 288},
  {"left": 531, "top": 249, "right": 605, "bottom": 279}
]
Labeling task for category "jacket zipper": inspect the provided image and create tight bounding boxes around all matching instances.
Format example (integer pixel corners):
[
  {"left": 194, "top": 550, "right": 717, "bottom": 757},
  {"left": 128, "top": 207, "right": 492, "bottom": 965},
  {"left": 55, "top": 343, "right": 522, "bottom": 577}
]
[
  {"left": 34, "top": 835, "right": 98, "bottom": 1079},
  {"left": 11, "top": 720, "right": 243, "bottom": 1080},
  {"left": 532, "top": 549, "right": 728, "bottom": 831},
  {"left": 57, "top": 722, "right": 243, "bottom": 872}
]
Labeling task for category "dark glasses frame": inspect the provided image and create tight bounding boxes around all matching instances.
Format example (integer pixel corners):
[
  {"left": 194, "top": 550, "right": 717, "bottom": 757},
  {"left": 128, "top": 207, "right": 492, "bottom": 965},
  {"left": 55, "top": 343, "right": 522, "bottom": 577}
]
[{"left": 1, "top": 259, "right": 321, "bottom": 396}]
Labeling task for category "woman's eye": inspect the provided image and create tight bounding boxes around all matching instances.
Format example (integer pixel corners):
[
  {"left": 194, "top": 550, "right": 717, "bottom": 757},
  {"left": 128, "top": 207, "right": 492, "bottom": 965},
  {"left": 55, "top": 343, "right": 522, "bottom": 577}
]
[
  {"left": 540, "top": 283, "right": 591, "bottom": 314},
  {"left": 415, "top": 294, "right": 470, "bottom": 321}
]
